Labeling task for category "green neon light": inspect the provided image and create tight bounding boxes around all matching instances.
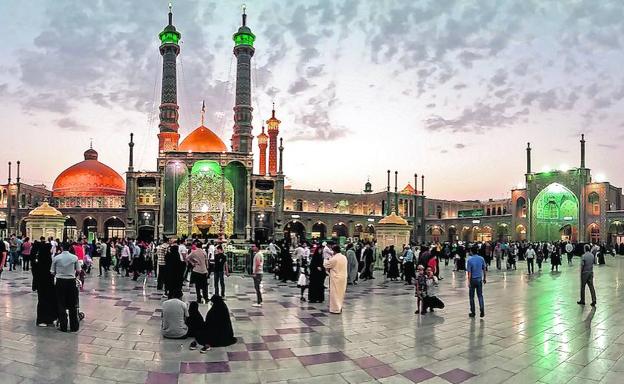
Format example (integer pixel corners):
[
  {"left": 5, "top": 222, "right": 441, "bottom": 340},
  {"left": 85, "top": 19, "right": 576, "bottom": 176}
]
[
  {"left": 159, "top": 31, "right": 180, "bottom": 45},
  {"left": 234, "top": 32, "right": 255, "bottom": 47},
  {"left": 532, "top": 183, "right": 579, "bottom": 241},
  {"left": 191, "top": 160, "right": 221, "bottom": 176}
]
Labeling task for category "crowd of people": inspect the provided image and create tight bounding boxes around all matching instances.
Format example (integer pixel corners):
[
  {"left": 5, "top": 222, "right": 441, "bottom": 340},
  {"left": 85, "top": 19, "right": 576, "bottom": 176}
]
[{"left": 0, "top": 232, "right": 616, "bottom": 343}]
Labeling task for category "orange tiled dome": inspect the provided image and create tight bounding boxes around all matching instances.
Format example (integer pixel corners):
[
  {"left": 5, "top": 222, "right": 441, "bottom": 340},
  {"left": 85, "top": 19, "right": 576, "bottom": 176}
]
[
  {"left": 178, "top": 125, "right": 227, "bottom": 153},
  {"left": 52, "top": 148, "right": 125, "bottom": 197}
]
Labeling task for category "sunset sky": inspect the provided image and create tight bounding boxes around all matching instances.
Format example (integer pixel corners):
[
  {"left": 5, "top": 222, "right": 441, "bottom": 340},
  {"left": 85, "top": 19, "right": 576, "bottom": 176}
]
[{"left": 1, "top": 0, "right": 623, "bottom": 200}]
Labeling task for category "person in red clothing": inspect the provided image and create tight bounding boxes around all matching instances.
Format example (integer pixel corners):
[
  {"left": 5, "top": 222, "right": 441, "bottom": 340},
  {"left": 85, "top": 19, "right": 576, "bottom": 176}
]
[
  {"left": 72, "top": 241, "right": 86, "bottom": 290},
  {"left": 427, "top": 250, "right": 437, "bottom": 276}
]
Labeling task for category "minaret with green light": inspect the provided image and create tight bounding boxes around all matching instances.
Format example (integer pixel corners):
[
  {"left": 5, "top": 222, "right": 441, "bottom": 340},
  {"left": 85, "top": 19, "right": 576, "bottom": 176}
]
[
  {"left": 231, "top": 5, "right": 255, "bottom": 153},
  {"left": 157, "top": 3, "right": 182, "bottom": 152}
]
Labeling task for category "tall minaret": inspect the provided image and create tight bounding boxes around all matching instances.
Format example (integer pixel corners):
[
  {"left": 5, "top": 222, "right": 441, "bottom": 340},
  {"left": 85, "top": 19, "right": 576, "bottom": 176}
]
[
  {"left": 266, "top": 104, "right": 281, "bottom": 175},
  {"left": 580, "top": 134, "right": 586, "bottom": 168},
  {"left": 231, "top": 6, "right": 255, "bottom": 153},
  {"left": 157, "top": 3, "right": 181, "bottom": 153},
  {"left": 257, "top": 125, "right": 268, "bottom": 176}
]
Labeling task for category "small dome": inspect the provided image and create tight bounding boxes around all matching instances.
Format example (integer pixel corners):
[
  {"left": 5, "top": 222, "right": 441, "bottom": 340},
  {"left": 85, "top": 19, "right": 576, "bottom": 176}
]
[
  {"left": 52, "top": 147, "right": 126, "bottom": 198},
  {"left": 178, "top": 125, "right": 227, "bottom": 153},
  {"left": 400, "top": 183, "right": 416, "bottom": 195},
  {"left": 28, "top": 202, "right": 63, "bottom": 217},
  {"left": 378, "top": 212, "right": 409, "bottom": 226}
]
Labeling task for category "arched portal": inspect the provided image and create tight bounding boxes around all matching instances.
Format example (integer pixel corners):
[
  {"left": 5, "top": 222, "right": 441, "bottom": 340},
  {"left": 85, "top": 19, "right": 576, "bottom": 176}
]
[
  {"left": 430, "top": 226, "right": 443, "bottom": 243},
  {"left": 177, "top": 161, "right": 234, "bottom": 237},
  {"left": 64, "top": 217, "right": 77, "bottom": 241},
  {"left": 83, "top": 217, "right": 97, "bottom": 242},
  {"left": 608, "top": 221, "right": 624, "bottom": 246},
  {"left": 311, "top": 221, "right": 327, "bottom": 240},
  {"left": 354, "top": 224, "right": 363, "bottom": 238},
  {"left": 284, "top": 220, "right": 306, "bottom": 244},
  {"left": 588, "top": 192, "right": 600, "bottom": 215},
  {"left": 460, "top": 226, "right": 471, "bottom": 242},
  {"left": 515, "top": 224, "right": 526, "bottom": 241},
  {"left": 104, "top": 217, "right": 125, "bottom": 240},
  {"left": 532, "top": 183, "right": 579, "bottom": 242},
  {"left": 516, "top": 197, "right": 527, "bottom": 218},
  {"left": 448, "top": 226, "right": 457, "bottom": 242},
  {"left": 367, "top": 224, "right": 375, "bottom": 235},
  {"left": 474, "top": 226, "right": 492, "bottom": 242},
  {"left": 587, "top": 223, "right": 600, "bottom": 244},
  {"left": 332, "top": 222, "right": 349, "bottom": 238}
]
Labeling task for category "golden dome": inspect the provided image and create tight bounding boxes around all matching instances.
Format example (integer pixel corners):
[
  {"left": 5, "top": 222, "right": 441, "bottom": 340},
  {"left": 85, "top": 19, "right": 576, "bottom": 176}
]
[
  {"left": 28, "top": 202, "right": 63, "bottom": 217},
  {"left": 378, "top": 212, "right": 409, "bottom": 226},
  {"left": 178, "top": 125, "right": 227, "bottom": 153},
  {"left": 52, "top": 148, "right": 126, "bottom": 197}
]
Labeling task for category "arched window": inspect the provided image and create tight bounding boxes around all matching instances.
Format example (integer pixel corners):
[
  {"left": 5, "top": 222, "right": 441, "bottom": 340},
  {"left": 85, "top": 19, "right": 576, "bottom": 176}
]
[
  {"left": 496, "top": 207, "right": 502, "bottom": 215},
  {"left": 588, "top": 192, "right": 600, "bottom": 215},
  {"left": 516, "top": 197, "right": 526, "bottom": 218},
  {"left": 295, "top": 199, "right": 303, "bottom": 211},
  {"left": 486, "top": 208, "right": 491, "bottom": 216}
]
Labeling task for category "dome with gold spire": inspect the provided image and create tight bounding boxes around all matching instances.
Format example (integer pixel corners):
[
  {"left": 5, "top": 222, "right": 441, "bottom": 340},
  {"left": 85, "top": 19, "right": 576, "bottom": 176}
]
[
  {"left": 178, "top": 125, "right": 227, "bottom": 153},
  {"left": 52, "top": 147, "right": 126, "bottom": 198},
  {"left": 378, "top": 211, "right": 409, "bottom": 226}
]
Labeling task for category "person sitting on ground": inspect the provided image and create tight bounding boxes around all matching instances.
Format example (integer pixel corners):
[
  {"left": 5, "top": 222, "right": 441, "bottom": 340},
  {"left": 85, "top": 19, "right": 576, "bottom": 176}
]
[
  {"left": 188, "top": 301, "right": 211, "bottom": 352},
  {"left": 202, "top": 294, "right": 237, "bottom": 348},
  {"left": 423, "top": 266, "right": 445, "bottom": 313},
  {"left": 161, "top": 290, "right": 189, "bottom": 339}
]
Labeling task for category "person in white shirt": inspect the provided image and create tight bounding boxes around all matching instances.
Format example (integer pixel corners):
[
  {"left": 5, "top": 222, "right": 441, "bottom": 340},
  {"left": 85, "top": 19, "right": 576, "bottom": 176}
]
[
  {"left": 49, "top": 237, "right": 58, "bottom": 256},
  {"left": 268, "top": 241, "right": 280, "bottom": 279},
  {"left": 252, "top": 244, "right": 264, "bottom": 307},
  {"left": 178, "top": 240, "right": 190, "bottom": 282},
  {"left": 525, "top": 245, "right": 536, "bottom": 275},
  {"left": 161, "top": 290, "right": 189, "bottom": 339},
  {"left": 322, "top": 242, "right": 333, "bottom": 260}
]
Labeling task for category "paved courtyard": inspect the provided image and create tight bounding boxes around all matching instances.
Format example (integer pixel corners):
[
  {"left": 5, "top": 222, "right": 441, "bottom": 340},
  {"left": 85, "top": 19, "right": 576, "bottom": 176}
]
[{"left": 1, "top": 257, "right": 624, "bottom": 384}]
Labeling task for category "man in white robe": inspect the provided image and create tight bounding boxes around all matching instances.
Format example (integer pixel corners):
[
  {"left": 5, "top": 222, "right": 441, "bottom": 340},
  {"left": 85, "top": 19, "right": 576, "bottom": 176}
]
[{"left": 323, "top": 245, "right": 347, "bottom": 314}]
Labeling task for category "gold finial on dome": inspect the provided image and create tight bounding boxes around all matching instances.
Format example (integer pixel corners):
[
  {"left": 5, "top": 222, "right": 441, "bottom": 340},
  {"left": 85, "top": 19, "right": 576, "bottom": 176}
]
[{"left": 201, "top": 100, "right": 206, "bottom": 127}]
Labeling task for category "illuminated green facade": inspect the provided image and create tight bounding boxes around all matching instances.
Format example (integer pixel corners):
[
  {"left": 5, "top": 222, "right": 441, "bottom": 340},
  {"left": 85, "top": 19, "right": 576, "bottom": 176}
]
[{"left": 531, "top": 183, "right": 579, "bottom": 241}]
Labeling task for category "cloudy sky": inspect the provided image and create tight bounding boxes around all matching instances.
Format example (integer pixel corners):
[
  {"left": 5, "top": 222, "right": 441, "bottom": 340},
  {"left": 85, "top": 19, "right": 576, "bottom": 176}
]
[{"left": 1, "top": 0, "right": 623, "bottom": 200}]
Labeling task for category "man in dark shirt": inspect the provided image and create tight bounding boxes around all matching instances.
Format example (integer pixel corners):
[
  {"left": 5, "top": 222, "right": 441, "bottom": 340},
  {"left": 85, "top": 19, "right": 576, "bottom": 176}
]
[
  {"left": 578, "top": 245, "right": 597, "bottom": 306},
  {"left": 213, "top": 245, "right": 228, "bottom": 298}
]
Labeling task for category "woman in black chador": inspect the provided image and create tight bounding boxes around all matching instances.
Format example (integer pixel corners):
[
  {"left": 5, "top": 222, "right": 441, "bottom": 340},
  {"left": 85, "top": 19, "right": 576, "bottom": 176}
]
[
  {"left": 165, "top": 244, "right": 184, "bottom": 299},
  {"left": 387, "top": 245, "right": 400, "bottom": 280},
  {"left": 34, "top": 237, "right": 57, "bottom": 326},
  {"left": 308, "top": 247, "right": 326, "bottom": 303},
  {"left": 202, "top": 294, "right": 237, "bottom": 347}
]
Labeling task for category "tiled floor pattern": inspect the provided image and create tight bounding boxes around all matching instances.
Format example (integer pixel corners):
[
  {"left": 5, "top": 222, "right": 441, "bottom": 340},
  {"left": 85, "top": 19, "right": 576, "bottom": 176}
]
[{"left": 1, "top": 257, "right": 624, "bottom": 383}]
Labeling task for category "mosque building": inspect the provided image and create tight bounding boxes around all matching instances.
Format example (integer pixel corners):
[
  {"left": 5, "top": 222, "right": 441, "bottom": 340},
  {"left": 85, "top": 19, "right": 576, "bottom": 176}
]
[{"left": 1, "top": 6, "right": 624, "bottom": 247}]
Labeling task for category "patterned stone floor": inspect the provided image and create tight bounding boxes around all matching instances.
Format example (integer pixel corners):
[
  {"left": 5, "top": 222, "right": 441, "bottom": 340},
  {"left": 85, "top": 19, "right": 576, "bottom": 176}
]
[{"left": 1, "top": 257, "right": 624, "bottom": 384}]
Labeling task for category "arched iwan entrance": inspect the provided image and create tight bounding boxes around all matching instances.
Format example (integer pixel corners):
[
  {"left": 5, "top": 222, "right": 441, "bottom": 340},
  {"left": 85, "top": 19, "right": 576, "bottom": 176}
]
[
  {"left": 285, "top": 220, "right": 306, "bottom": 244},
  {"left": 532, "top": 183, "right": 579, "bottom": 242},
  {"left": 311, "top": 221, "right": 327, "bottom": 240}
]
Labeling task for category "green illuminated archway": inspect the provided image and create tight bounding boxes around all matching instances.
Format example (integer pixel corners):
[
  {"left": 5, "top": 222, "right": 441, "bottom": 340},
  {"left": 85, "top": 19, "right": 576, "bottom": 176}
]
[
  {"left": 532, "top": 183, "right": 579, "bottom": 242},
  {"left": 176, "top": 161, "right": 234, "bottom": 236}
]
